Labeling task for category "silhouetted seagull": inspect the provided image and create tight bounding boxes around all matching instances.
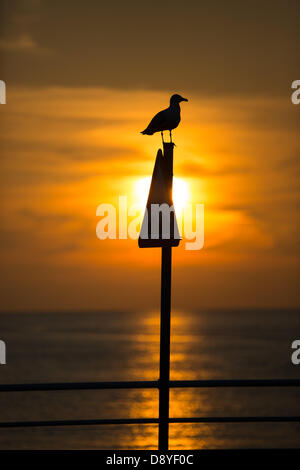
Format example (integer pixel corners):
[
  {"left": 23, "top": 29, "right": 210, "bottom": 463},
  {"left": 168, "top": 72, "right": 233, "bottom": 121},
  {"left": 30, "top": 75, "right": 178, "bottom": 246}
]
[{"left": 141, "top": 94, "right": 188, "bottom": 143}]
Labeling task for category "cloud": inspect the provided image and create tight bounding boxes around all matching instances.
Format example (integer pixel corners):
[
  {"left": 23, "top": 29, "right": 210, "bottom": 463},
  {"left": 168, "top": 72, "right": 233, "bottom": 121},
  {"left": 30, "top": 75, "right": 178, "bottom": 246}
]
[
  {"left": 0, "top": 1, "right": 51, "bottom": 55},
  {"left": 179, "top": 161, "right": 250, "bottom": 177},
  {"left": 0, "top": 33, "right": 37, "bottom": 51},
  {"left": 0, "top": 1, "right": 299, "bottom": 93}
]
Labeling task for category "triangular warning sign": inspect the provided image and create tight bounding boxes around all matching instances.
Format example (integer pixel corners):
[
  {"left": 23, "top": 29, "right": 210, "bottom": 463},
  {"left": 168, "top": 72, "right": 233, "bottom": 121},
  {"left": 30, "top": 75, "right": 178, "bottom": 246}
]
[{"left": 138, "top": 143, "right": 181, "bottom": 248}]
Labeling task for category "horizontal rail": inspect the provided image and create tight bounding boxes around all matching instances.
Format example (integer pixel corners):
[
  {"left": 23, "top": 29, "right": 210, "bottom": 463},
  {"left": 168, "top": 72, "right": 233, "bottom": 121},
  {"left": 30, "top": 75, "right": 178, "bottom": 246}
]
[
  {"left": 170, "top": 416, "right": 300, "bottom": 423},
  {"left": 1, "top": 378, "right": 300, "bottom": 392},
  {"left": 0, "top": 381, "right": 159, "bottom": 392},
  {"left": 0, "top": 416, "right": 300, "bottom": 428},
  {"left": 170, "top": 379, "right": 300, "bottom": 388},
  {"left": 0, "top": 418, "right": 159, "bottom": 428}
]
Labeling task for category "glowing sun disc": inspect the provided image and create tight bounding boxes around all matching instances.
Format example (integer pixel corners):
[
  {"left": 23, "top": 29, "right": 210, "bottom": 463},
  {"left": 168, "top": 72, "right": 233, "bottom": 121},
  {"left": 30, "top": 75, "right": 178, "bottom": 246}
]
[{"left": 134, "top": 177, "right": 189, "bottom": 212}]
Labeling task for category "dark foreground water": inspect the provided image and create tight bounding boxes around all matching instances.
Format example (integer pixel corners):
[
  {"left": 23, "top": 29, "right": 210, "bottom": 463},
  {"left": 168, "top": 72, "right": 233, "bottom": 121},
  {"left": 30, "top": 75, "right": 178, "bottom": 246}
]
[{"left": 0, "top": 309, "right": 299, "bottom": 449}]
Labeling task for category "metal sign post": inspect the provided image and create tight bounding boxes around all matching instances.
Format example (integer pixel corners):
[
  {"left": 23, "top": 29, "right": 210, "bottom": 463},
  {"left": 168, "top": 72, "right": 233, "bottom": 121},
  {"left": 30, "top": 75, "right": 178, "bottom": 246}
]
[
  {"left": 138, "top": 142, "right": 180, "bottom": 451},
  {"left": 159, "top": 243, "right": 172, "bottom": 450}
]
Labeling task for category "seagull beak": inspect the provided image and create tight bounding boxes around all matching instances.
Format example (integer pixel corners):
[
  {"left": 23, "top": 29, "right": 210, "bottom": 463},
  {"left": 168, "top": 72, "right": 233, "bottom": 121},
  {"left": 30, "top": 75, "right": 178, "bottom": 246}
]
[{"left": 181, "top": 97, "right": 188, "bottom": 102}]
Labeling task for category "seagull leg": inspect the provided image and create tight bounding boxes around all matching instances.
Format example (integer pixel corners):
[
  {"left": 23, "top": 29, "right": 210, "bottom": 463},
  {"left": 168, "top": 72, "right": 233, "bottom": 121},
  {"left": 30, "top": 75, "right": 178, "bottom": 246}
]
[
  {"left": 161, "top": 131, "right": 164, "bottom": 144},
  {"left": 170, "top": 130, "right": 176, "bottom": 147}
]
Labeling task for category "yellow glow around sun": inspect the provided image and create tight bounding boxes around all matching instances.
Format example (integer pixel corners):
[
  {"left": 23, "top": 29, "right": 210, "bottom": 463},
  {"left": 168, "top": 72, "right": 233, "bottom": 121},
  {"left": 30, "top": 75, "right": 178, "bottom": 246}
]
[
  {"left": 173, "top": 178, "right": 190, "bottom": 212},
  {"left": 134, "top": 177, "right": 190, "bottom": 213}
]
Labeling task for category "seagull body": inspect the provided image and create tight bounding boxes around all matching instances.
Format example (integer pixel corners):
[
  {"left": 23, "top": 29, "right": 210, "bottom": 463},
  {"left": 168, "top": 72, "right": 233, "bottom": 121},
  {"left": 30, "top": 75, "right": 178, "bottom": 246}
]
[{"left": 141, "top": 94, "right": 188, "bottom": 143}]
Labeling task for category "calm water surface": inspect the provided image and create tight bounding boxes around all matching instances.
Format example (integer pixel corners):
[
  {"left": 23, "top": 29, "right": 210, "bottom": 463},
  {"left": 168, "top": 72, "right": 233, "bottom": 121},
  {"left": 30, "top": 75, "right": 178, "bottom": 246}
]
[{"left": 0, "top": 309, "right": 299, "bottom": 449}]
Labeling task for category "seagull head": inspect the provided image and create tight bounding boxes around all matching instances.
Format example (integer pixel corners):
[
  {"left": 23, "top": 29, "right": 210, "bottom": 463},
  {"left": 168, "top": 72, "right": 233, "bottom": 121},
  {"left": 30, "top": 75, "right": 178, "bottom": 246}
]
[{"left": 170, "top": 94, "right": 188, "bottom": 105}]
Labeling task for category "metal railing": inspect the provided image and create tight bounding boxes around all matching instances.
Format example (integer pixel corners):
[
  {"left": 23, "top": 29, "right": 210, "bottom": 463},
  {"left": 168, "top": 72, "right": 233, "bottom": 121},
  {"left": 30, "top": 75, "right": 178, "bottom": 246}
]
[{"left": 1, "top": 378, "right": 300, "bottom": 446}]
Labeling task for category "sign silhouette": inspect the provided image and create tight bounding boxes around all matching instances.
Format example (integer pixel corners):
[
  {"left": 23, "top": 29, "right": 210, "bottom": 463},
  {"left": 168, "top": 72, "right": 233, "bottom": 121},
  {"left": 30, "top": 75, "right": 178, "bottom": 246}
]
[{"left": 138, "top": 144, "right": 181, "bottom": 248}]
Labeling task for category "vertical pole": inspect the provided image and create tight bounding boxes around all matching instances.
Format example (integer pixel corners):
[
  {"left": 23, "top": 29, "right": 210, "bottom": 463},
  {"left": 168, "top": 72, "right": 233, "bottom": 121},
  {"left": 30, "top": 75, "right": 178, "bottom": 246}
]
[
  {"left": 159, "top": 245, "right": 172, "bottom": 451},
  {"left": 158, "top": 142, "right": 174, "bottom": 451}
]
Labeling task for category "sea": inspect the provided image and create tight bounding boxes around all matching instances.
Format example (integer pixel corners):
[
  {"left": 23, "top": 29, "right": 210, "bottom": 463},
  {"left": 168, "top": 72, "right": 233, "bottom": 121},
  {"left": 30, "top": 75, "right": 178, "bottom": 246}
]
[{"left": 0, "top": 309, "right": 299, "bottom": 449}]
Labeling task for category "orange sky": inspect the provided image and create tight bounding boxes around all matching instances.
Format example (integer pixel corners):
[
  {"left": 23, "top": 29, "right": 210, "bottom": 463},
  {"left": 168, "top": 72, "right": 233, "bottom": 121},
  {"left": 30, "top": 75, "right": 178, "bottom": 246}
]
[
  {"left": 0, "top": 87, "right": 299, "bottom": 310},
  {"left": 0, "top": 1, "right": 299, "bottom": 311}
]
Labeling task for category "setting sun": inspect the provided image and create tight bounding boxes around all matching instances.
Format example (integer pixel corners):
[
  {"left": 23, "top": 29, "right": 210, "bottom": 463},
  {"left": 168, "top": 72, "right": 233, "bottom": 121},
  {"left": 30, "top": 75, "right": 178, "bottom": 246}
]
[{"left": 134, "top": 177, "right": 190, "bottom": 213}]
